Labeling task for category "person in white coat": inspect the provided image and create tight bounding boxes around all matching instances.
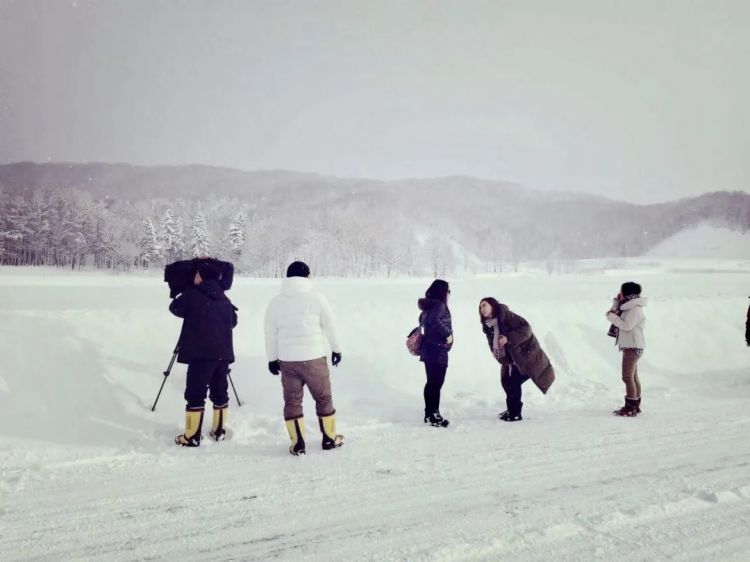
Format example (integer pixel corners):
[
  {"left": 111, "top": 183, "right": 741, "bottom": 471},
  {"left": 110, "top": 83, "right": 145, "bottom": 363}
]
[
  {"left": 265, "top": 261, "right": 343, "bottom": 455},
  {"left": 606, "top": 281, "right": 647, "bottom": 417}
]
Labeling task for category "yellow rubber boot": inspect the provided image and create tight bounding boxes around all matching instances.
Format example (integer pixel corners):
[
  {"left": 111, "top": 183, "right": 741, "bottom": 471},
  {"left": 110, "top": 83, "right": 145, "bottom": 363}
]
[
  {"left": 175, "top": 409, "right": 204, "bottom": 447},
  {"left": 285, "top": 417, "right": 306, "bottom": 456},
  {"left": 319, "top": 414, "right": 344, "bottom": 450},
  {"left": 210, "top": 405, "right": 228, "bottom": 441}
]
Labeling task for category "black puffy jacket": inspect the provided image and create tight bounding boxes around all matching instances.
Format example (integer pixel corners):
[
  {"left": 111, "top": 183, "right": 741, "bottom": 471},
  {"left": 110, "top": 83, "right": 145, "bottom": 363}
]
[
  {"left": 418, "top": 297, "right": 453, "bottom": 366},
  {"left": 169, "top": 280, "right": 238, "bottom": 364}
]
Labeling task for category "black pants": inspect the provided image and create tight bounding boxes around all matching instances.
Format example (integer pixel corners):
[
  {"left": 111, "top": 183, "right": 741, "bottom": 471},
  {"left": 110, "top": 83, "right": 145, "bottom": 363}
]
[
  {"left": 423, "top": 362, "right": 447, "bottom": 415},
  {"left": 501, "top": 363, "right": 529, "bottom": 416},
  {"left": 184, "top": 359, "right": 230, "bottom": 411}
]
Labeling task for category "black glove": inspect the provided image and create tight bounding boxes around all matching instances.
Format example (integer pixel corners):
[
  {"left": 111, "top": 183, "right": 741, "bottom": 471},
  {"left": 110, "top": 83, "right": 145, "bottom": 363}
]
[
  {"left": 331, "top": 352, "right": 342, "bottom": 367},
  {"left": 268, "top": 360, "right": 280, "bottom": 375}
]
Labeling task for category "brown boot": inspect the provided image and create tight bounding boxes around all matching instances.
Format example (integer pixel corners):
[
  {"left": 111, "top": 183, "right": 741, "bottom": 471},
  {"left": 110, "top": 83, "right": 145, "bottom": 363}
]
[{"left": 613, "top": 397, "right": 638, "bottom": 417}]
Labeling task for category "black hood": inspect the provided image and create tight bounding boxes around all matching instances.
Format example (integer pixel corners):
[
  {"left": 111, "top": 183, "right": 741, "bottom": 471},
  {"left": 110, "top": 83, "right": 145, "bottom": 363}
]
[{"left": 418, "top": 297, "right": 443, "bottom": 311}]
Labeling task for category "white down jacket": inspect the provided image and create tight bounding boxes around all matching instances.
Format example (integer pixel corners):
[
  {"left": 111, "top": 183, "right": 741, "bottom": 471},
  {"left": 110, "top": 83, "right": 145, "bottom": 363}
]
[
  {"left": 607, "top": 297, "right": 647, "bottom": 350},
  {"left": 264, "top": 277, "right": 341, "bottom": 362}
]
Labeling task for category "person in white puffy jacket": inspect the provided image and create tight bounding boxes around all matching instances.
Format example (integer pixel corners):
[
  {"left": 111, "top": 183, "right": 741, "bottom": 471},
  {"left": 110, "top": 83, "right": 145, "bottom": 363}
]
[
  {"left": 606, "top": 281, "right": 647, "bottom": 417},
  {"left": 264, "top": 261, "right": 343, "bottom": 455}
]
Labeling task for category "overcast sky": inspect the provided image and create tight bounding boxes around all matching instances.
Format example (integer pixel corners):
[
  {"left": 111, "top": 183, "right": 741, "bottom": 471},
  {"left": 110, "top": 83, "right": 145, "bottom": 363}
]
[{"left": 0, "top": 0, "right": 748, "bottom": 202}]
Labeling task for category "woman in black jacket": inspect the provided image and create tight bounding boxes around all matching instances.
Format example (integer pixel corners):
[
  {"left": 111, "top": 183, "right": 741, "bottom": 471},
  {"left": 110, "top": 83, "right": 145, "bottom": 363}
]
[
  {"left": 418, "top": 279, "right": 453, "bottom": 427},
  {"left": 479, "top": 297, "right": 555, "bottom": 422}
]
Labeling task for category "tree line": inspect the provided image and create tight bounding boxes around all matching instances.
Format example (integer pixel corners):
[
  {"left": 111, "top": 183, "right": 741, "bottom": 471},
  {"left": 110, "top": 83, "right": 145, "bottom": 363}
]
[
  {"left": 0, "top": 186, "right": 455, "bottom": 275},
  {"left": 1, "top": 183, "right": 748, "bottom": 276}
]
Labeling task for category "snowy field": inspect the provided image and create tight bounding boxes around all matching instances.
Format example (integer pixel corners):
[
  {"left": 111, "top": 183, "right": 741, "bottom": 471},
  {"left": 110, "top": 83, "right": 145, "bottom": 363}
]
[{"left": 1, "top": 260, "right": 749, "bottom": 561}]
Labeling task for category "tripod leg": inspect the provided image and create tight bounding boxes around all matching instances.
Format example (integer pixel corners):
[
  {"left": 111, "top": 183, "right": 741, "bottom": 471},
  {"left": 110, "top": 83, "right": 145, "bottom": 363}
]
[
  {"left": 152, "top": 347, "right": 179, "bottom": 412},
  {"left": 164, "top": 346, "right": 179, "bottom": 376},
  {"left": 151, "top": 375, "right": 169, "bottom": 412},
  {"left": 228, "top": 369, "right": 242, "bottom": 407}
]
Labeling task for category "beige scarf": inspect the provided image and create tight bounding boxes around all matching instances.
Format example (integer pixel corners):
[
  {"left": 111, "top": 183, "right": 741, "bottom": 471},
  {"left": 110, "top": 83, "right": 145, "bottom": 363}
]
[{"left": 484, "top": 317, "right": 505, "bottom": 361}]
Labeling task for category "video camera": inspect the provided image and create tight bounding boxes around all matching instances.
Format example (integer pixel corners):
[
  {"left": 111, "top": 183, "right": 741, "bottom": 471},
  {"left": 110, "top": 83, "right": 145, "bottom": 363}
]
[{"left": 164, "top": 258, "right": 235, "bottom": 298}]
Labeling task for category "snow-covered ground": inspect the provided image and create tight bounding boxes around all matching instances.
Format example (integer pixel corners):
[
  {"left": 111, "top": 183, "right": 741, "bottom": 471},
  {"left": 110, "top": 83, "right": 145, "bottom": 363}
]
[{"left": 1, "top": 261, "right": 749, "bottom": 561}]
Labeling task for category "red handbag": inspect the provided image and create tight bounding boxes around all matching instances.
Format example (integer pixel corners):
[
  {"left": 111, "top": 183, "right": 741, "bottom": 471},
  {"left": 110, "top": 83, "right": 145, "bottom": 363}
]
[{"left": 406, "top": 324, "right": 423, "bottom": 356}]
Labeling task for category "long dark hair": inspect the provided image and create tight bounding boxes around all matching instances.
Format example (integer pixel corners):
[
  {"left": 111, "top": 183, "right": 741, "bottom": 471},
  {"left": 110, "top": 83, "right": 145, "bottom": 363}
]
[
  {"left": 479, "top": 297, "right": 503, "bottom": 323},
  {"left": 425, "top": 279, "right": 450, "bottom": 305}
]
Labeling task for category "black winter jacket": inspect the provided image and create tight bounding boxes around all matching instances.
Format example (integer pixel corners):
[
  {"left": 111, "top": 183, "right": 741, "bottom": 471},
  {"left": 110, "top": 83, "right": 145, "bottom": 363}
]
[
  {"left": 169, "top": 280, "right": 238, "bottom": 364},
  {"left": 418, "top": 297, "right": 453, "bottom": 366}
]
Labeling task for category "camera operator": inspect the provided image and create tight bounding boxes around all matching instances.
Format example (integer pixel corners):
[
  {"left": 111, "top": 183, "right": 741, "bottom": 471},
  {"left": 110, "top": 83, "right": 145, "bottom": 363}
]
[{"left": 170, "top": 260, "right": 238, "bottom": 446}]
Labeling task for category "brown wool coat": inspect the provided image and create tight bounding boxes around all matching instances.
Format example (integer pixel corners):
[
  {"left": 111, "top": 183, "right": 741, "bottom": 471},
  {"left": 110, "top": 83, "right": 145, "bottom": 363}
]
[{"left": 484, "top": 304, "right": 555, "bottom": 394}]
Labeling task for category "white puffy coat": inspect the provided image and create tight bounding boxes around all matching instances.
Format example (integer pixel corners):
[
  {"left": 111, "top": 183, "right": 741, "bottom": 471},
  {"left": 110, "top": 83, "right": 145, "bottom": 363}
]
[
  {"left": 264, "top": 277, "right": 341, "bottom": 362},
  {"left": 607, "top": 297, "right": 647, "bottom": 349}
]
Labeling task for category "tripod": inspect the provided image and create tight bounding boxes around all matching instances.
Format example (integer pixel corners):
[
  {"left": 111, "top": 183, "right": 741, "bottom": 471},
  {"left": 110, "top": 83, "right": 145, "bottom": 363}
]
[{"left": 151, "top": 343, "right": 242, "bottom": 411}]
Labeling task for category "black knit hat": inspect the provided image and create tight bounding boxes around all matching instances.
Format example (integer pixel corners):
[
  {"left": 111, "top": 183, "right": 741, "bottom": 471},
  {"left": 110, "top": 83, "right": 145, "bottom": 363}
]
[
  {"left": 286, "top": 261, "right": 311, "bottom": 278},
  {"left": 425, "top": 279, "right": 450, "bottom": 303}
]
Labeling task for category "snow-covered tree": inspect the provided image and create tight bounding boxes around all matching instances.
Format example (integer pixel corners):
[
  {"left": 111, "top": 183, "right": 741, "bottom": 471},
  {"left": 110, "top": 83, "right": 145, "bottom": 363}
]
[
  {"left": 136, "top": 217, "right": 161, "bottom": 268},
  {"left": 25, "top": 191, "right": 51, "bottom": 265},
  {"left": 56, "top": 193, "right": 92, "bottom": 269},
  {"left": 175, "top": 216, "right": 186, "bottom": 256},
  {"left": 160, "top": 208, "right": 184, "bottom": 263},
  {"left": 190, "top": 212, "right": 210, "bottom": 257},
  {"left": 228, "top": 212, "right": 247, "bottom": 260},
  {"left": 426, "top": 234, "right": 455, "bottom": 278}
]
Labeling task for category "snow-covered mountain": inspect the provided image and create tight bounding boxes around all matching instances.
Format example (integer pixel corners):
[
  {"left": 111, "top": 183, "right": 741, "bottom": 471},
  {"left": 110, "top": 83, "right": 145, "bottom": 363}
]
[{"left": 1, "top": 162, "right": 749, "bottom": 275}]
